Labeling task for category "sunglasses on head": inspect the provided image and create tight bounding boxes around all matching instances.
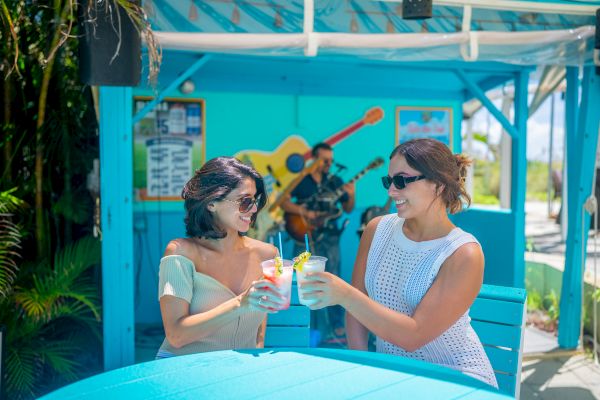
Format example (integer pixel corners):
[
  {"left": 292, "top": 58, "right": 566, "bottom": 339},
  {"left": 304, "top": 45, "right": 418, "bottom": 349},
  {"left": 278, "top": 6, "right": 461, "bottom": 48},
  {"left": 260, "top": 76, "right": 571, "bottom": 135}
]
[
  {"left": 381, "top": 174, "right": 426, "bottom": 190},
  {"left": 222, "top": 194, "right": 262, "bottom": 213}
]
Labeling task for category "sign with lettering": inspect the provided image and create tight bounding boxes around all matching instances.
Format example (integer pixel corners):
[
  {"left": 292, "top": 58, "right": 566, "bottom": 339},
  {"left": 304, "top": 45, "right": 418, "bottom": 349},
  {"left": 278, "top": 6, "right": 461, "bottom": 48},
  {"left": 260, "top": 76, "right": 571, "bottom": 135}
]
[
  {"left": 133, "top": 97, "right": 205, "bottom": 201},
  {"left": 395, "top": 106, "right": 452, "bottom": 147}
]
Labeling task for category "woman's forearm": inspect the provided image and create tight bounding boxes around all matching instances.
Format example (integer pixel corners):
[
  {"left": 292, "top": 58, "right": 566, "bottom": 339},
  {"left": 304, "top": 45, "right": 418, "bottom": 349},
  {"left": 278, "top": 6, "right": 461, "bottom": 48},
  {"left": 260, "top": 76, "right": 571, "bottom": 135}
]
[
  {"left": 346, "top": 312, "right": 369, "bottom": 350},
  {"left": 165, "top": 296, "right": 247, "bottom": 348},
  {"left": 256, "top": 318, "right": 267, "bottom": 348},
  {"left": 341, "top": 286, "right": 422, "bottom": 352}
]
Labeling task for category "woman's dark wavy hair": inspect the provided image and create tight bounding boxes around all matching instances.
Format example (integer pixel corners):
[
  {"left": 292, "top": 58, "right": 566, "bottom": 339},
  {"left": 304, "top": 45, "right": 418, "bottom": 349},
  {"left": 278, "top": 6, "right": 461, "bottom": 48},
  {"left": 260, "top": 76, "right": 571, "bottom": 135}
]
[
  {"left": 181, "top": 157, "right": 267, "bottom": 239},
  {"left": 390, "top": 138, "right": 472, "bottom": 214}
]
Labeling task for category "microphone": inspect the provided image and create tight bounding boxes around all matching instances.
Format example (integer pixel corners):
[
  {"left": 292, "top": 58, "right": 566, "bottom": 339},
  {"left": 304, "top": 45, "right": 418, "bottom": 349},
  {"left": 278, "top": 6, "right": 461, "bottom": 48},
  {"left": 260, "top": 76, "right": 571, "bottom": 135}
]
[{"left": 334, "top": 162, "right": 348, "bottom": 171}]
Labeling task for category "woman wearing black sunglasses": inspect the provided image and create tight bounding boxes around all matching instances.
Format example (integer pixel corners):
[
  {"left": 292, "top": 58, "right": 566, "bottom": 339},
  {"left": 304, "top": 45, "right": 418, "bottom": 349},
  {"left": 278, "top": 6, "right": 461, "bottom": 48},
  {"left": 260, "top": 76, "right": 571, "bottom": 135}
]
[
  {"left": 156, "top": 157, "right": 287, "bottom": 358},
  {"left": 300, "top": 138, "right": 497, "bottom": 388}
]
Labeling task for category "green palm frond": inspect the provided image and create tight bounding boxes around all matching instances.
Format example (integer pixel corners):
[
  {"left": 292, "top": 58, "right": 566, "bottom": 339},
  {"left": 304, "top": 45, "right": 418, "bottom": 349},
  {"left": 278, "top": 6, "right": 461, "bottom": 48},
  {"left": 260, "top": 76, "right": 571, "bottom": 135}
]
[
  {"left": 14, "top": 236, "right": 101, "bottom": 322},
  {"left": 0, "top": 187, "right": 27, "bottom": 213},
  {"left": 0, "top": 215, "right": 22, "bottom": 298},
  {"left": 40, "top": 339, "right": 82, "bottom": 381},
  {"left": 6, "top": 347, "right": 37, "bottom": 400},
  {"left": 5, "top": 235, "right": 102, "bottom": 398},
  {"left": 53, "top": 235, "right": 100, "bottom": 279}
]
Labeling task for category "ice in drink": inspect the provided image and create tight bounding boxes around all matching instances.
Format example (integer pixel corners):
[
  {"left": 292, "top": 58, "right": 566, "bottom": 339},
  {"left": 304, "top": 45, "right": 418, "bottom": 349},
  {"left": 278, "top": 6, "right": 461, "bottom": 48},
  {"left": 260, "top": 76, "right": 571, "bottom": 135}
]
[{"left": 261, "top": 258, "right": 293, "bottom": 310}]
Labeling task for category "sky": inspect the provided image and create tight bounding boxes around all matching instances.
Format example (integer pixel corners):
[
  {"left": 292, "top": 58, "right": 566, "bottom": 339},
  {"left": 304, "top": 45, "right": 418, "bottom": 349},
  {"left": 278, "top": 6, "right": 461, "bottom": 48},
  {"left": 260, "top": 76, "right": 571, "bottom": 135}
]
[{"left": 464, "top": 91, "right": 566, "bottom": 163}]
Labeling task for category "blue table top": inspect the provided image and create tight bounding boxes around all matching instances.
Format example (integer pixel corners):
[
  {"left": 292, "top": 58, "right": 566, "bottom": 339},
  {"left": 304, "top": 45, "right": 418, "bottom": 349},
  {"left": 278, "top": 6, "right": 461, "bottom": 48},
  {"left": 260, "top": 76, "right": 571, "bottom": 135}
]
[{"left": 41, "top": 348, "right": 512, "bottom": 399}]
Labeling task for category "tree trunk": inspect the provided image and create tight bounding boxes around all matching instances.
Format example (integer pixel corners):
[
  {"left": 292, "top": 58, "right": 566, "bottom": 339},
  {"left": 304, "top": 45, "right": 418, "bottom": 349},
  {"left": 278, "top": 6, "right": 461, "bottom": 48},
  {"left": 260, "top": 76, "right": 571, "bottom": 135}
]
[
  {"left": 3, "top": 77, "right": 13, "bottom": 185},
  {"left": 34, "top": 2, "right": 71, "bottom": 257}
]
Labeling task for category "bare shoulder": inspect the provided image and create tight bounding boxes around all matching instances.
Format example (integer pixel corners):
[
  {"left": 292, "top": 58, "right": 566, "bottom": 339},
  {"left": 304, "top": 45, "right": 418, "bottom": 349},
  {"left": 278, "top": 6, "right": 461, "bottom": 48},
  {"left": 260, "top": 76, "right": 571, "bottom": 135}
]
[
  {"left": 245, "top": 236, "right": 278, "bottom": 259},
  {"left": 363, "top": 215, "right": 384, "bottom": 238},
  {"left": 442, "top": 242, "right": 484, "bottom": 278},
  {"left": 163, "top": 238, "right": 196, "bottom": 258}
]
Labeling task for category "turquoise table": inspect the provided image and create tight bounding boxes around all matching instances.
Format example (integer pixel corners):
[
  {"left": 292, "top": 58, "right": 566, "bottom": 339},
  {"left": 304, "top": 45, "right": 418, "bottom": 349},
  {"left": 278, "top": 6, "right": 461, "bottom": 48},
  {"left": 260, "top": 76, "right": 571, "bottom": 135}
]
[{"left": 41, "top": 348, "right": 512, "bottom": 399}]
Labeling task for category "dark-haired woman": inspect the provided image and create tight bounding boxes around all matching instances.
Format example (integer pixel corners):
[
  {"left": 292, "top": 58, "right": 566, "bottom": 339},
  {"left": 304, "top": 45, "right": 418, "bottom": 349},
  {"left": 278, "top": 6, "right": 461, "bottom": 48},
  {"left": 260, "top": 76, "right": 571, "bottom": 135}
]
[
  {"left": 300, "top": 139, "right": 498, "bottom": 387},
  {"left": 156, "top": 157, "right": 285, "bottom": 358}
]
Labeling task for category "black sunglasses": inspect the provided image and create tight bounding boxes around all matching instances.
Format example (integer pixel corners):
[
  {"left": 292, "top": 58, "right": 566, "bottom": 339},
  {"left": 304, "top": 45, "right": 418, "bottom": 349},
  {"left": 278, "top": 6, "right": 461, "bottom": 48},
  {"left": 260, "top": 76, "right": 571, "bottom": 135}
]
[
  {"left": 222, "top": 194, "right": 262, "bottom": 213},
  {"left": 381, "top": 175, "right": 426, "bottom": 190}
]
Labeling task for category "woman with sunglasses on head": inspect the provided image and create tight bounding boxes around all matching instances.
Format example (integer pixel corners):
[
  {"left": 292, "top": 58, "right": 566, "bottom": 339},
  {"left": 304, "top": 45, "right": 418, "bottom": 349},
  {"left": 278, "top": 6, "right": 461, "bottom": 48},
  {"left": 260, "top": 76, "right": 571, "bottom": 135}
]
[
  {"left": 300, "top": 138, "right": 497, "bottom": 387},
  {"left": 156, "top": 157, "right": 287, "bottom": 359}
]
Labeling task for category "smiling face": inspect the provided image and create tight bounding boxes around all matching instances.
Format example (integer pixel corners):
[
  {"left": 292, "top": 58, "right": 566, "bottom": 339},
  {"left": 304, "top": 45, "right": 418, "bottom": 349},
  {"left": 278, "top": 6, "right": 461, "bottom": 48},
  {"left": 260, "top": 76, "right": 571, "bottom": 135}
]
[
  {"left": 314, "top": 148, "right": 333, "bottom": 175},
  {"left": 387, "top": 154, "right": 441, "bottom": 219},
  {"left": 210, "top": 178, "right": 258, "bottom": 234}
]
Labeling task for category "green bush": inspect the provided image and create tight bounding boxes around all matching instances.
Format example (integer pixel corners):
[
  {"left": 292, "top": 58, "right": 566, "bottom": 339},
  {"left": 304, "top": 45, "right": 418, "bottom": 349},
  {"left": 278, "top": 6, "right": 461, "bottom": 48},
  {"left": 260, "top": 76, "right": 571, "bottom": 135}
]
[{"left": 470, "top": 159, "right": 563, "bottom": 205}]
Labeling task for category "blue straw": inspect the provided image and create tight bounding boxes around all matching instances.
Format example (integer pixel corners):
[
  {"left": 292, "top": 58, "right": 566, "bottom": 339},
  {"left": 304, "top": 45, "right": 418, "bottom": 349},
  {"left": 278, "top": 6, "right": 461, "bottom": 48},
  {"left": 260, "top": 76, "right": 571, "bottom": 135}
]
[
  {"left": 278, "top": 232, "right": 284, "bottom": 259},
  {"left": 304, "top": 234, "right": 310, "bottom": 253}
]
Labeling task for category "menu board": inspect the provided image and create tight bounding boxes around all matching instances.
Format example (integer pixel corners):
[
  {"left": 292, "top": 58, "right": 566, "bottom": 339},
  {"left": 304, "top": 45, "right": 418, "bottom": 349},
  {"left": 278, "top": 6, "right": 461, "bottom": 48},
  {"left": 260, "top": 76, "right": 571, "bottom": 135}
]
[{"left": 133, "top": 97, "right": 205, "bottom": 201}]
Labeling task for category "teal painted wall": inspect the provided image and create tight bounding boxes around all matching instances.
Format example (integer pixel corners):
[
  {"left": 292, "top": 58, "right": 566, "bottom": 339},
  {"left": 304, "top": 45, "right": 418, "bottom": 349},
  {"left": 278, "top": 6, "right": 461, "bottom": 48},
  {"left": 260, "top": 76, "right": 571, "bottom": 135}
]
[{"left": 133, "top": 89, "right": 462, "bottom": 323}]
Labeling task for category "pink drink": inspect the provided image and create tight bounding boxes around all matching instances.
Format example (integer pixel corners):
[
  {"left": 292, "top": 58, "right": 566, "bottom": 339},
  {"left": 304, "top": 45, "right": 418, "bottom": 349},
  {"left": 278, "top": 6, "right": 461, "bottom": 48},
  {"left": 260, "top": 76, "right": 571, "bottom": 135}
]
[{"left": 261, "top": 259, "right": 293, "bottom": 310}]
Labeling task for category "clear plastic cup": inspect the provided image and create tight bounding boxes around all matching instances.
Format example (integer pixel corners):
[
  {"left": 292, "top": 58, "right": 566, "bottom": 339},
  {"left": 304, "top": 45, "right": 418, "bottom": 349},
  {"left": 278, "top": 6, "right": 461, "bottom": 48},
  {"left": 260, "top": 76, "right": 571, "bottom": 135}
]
[
  {"left": 296, "top": 256, "right": 328, "bottom": 306},
  {"left": 261, "top": 259, "right": 294, "bottom": 310}
]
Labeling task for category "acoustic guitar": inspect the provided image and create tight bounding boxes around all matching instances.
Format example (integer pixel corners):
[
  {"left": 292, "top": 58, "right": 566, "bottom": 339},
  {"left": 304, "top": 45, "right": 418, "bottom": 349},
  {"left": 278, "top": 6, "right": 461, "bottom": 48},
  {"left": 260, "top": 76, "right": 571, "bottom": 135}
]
[
  {"left": 238, "top": 107, "right": 384, "bottom": 240},
  {"left": 284, "top": 157, "right": 384, "bottom": 243},
  {"left": 356, "top": 197, "right": 393, "bottom": 238}
]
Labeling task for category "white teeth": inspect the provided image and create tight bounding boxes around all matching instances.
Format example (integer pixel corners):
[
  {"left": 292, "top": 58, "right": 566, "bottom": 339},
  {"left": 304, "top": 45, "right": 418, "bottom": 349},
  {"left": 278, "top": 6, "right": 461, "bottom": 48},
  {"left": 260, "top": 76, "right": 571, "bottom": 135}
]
[
  {"left": 395, "top": 199, "right": 407, "bottom": 205},
  {"left": 240, "top": 216, "right": 251, "bottom": 222}
]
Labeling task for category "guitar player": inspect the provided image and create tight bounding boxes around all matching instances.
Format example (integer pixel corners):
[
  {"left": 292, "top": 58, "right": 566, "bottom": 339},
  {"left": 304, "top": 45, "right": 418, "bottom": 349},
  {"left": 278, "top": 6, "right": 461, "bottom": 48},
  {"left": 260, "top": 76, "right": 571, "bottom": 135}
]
[{"left": 280, "top": 142, "right": 355, "bottom": 344}]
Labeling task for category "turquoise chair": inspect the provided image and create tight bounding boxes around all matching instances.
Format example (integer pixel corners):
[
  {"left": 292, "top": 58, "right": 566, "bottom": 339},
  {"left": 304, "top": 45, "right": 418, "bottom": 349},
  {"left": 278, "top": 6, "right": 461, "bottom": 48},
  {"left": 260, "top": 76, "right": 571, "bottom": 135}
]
[
  {"left": 471, "top": 284, "right": 527, "bottom": 399},
  {"left": 265, "top": 278, "right": 311, "bottom": 347}
]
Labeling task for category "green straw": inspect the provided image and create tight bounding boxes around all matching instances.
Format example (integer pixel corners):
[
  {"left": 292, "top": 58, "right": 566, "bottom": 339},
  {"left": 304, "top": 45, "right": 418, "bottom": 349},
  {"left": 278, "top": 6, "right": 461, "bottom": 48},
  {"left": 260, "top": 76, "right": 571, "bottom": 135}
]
[{"left": 304, "top": 233, "right": 309, "bottom": 253}]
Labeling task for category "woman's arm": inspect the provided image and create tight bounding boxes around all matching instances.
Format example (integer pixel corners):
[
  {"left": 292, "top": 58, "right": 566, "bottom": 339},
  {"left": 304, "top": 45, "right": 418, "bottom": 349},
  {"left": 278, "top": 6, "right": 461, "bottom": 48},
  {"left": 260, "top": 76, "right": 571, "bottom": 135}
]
[
  {"left": 256, "top": 317, "right": 267, "bottom": 348},
  {"left": 303, "top": 241, "right": 484, "bottom": 352},
  {"left": 342, "top": 242, "right": 484, "bottom": 351},
  {"left": 346, "top": 216, "right": 381, "bottom": 350},
  {"left": 160, "top": 241, "right": 285, "bottom": 349}
]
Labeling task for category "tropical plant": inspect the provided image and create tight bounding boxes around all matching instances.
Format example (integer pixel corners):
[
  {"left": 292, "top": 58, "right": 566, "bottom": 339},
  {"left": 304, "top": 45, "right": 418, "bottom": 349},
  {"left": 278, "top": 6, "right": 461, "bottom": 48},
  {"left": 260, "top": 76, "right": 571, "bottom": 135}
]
[
  {"left": 0, "top": 188, "right": 25, "bottom": 298},
  {"left": 2, "top": 235, "right": 101, "bottom": 399},
  {"left": 526, "top": 288, "right": 544, "bottom": 312},
  {"left": 545, "top": 289, "right": 560, "bottom": 323},
  {"left": 0, "top": 0, "right": 160, "bottom": 258}
]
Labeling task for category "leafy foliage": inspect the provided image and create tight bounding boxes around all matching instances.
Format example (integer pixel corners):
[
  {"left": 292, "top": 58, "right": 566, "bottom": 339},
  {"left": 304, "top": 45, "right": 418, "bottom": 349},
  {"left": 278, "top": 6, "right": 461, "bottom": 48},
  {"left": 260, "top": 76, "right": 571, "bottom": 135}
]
[{"left": 2, "top": 236, "right": 101, "bottom": 399}]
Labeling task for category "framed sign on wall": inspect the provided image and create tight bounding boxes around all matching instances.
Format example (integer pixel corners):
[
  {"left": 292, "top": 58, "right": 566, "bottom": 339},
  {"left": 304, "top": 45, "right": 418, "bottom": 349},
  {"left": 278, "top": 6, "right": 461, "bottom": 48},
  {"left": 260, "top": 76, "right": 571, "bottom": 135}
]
[
  {"left": 395, "top": 106, "right": 453, "bottom": 148},
  {"left": 133, "top": 97, "right": 205, "bottom": 201}
]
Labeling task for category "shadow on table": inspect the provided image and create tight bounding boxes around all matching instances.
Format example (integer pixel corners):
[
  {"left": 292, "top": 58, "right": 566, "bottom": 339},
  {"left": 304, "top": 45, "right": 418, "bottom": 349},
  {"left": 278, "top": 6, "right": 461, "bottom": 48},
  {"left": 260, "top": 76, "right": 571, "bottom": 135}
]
[{"left": 237, "top": 347, "right": 499, "bottom": 393}]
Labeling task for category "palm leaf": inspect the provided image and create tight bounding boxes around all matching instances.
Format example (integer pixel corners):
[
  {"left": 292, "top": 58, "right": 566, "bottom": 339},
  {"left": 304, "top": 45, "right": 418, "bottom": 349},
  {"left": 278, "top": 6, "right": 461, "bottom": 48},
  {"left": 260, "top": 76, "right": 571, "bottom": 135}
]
[
  {"left": 0, "top": 187, "right": 27, "bottom": 213},
  {"left": 39, "top": 339, "right": 82, "bottom": 381},
  {"left": 53, "top": 235, "right": 100, "bottom": 278},
  {"left": 5, "top": 347, "right": 37, "bottom": 399},
  {"left": 0, "top": 215, "right": 22, "bottom": 298},
  {"left": 15, "top": 236, "right": 101, "bottom": 321}
]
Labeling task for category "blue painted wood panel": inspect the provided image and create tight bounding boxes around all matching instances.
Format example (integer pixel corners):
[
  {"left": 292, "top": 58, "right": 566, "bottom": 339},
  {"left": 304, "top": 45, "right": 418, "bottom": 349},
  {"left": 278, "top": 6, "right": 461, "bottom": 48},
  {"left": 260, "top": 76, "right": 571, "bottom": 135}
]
[
  {"left": 451, "top": 208, "right": 517, "bottom": 286},
  {"left": 100, "top": 87, "right": 135, "bottom": 370}
]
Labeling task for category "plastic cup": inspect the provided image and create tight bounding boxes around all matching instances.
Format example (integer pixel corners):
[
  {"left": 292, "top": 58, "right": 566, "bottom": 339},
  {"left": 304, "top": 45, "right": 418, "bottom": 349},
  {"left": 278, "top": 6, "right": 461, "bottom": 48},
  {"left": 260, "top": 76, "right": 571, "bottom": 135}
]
[
  {"left": 296, "top": 256, "right": 328, "bottom": 306},
  {"left": 261, "top": 259, "right": 294, "bottom": 310}
]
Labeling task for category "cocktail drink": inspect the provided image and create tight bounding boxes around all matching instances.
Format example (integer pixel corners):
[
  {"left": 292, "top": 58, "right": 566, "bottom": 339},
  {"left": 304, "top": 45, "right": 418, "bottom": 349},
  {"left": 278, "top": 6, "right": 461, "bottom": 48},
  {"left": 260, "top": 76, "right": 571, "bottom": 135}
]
[
  {"left": 296, "top": 256, "right": 328, "bottom": 306},
  {"left": 261, "top": 258, "right": 294, "bottom": 310}
]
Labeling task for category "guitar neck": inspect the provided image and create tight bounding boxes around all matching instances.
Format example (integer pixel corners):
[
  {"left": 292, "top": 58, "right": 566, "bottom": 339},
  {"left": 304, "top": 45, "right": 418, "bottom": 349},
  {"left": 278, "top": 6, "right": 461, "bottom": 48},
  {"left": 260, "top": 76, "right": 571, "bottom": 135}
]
[
  {"left": 302, "top": 120, "right": 366, "bottom": 161},
  {"left": 333, "top": 166, "right": 373, "bottom": 197}
]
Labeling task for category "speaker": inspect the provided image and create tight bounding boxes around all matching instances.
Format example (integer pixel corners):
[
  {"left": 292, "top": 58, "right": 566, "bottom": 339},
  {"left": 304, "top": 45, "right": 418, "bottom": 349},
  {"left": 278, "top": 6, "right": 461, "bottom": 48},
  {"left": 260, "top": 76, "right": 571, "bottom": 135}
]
[
  {"left": 402, "top": 0, "right": 432, "bottom": 20},
  {"left": 79, "top": 1, "right": 141, "bottom": 86}
]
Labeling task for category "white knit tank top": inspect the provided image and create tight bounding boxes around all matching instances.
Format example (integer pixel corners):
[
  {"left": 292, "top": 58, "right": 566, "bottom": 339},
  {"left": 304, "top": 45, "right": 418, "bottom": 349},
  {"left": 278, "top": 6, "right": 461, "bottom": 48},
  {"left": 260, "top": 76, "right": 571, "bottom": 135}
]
[{"left": 365, "top": 214, "right": 498, "bottom": 388}]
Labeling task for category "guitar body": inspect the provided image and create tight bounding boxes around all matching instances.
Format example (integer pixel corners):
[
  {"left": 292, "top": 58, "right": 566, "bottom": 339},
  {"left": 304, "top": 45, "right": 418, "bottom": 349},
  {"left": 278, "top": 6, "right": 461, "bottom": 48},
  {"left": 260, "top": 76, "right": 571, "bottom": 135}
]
[
  {"left": 235, "top": 107, "right": 384, "bottom": 240},
  {"left": 357, "top": 198, "right": 393, "bottom": 237},
  {"left": 284, "top": 213, "right": 313, "bottom": 243},
  {"left": 284, "top": 157, "right": 384, "bottom": 243}
]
